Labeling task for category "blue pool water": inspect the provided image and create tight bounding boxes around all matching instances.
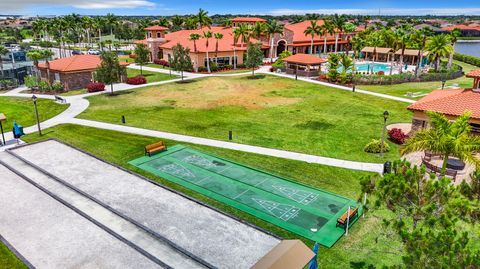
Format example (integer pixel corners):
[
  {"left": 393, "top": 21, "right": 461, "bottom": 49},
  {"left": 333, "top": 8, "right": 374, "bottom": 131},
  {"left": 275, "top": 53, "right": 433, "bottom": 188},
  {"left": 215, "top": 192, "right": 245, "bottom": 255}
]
[{"left": 354, "top": 63, "right": 391, "bottom": 73}]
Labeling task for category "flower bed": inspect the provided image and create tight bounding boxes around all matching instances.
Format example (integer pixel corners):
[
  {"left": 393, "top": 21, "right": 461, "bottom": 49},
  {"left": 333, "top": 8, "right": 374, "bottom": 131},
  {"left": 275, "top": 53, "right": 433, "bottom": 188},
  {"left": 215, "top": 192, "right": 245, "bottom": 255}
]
[
  {"left": 126, "top": 76, "right": 147, "bottom": 85},
  {"left": 87, "top": 82, "right": 105, "bottom": 93},
  {"left": 388, "top": 128, "right": 409, "bottom": 145},
  {"left": 153, "top": 59, "right": 169, "bottom": 67}
]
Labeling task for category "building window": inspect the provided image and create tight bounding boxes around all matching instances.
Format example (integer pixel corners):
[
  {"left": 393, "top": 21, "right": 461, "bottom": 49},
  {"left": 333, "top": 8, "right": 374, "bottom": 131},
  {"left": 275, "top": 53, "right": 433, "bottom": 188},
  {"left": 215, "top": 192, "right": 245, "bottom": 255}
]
[
  {"left": 148, "top": 32, "right": 152, "bottom": 38},
  {"left": 157, "top": 32, "right": 161, "bottom": 38},
  {"left": 54, "top": 72, "right": 60, "bottom": 82}
]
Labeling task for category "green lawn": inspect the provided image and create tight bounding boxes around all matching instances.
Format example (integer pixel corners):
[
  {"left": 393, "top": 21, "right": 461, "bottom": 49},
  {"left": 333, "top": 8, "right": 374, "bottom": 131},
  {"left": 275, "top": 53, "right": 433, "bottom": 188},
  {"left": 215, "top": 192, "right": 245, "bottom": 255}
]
[
  {"left": 0, "top": 242, "right": 26, "bottom": 269},
  {"left": 22, "top": 124, "right": 402, "bottom": 268},
  {"left": 126, "top": 68, "right": 176, "bottom": 83},
  {"left": 360, "top": 60, "right": 478, "bottom": 100},
  {"left": 145, "top": 63, "right": 169, "bottom": 69},
  {"left": 0, "top": 97, "right": 68, "bottom": 128},
  {"left": 217, "top": 69, "right": 252, "bottom": 74},
  {"left": 80, "top": 75, "right": 411, "bottom": 162},
  {"left": 60, "top": 88, "right": 88, "bottom": 96}
]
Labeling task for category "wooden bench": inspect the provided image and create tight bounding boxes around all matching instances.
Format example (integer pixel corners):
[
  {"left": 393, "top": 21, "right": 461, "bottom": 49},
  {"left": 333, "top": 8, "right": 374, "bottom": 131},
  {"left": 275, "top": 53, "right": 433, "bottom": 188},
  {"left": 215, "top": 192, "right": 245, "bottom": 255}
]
[
  {"left": 422, "top": 158, "right": 457, "bottom": 182},
  {"left": 54, "top": 95, "right": 66, "bottom": 104},
  {"left": 336, "top": 207, "right": 358, "bottom": 229},
  {"left": 424, "top": 151, "right": 442, "bottom": 162},
  {"left": 145, "top": 141, "right": 167, "bottom": 156}
]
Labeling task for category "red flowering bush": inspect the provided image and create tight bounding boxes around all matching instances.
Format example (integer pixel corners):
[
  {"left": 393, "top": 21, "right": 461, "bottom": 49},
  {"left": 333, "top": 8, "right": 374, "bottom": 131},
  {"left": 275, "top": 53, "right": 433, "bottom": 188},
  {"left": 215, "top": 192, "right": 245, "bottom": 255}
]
[
  {"left": 126, "top": 76, "right": 147, "bottom": 85},
  {"left": 388, "top": 128, "right": 409, "bottom": 144},
  {"left": 153, "top": 59, "right": 169, "bottom": 67},
  {"left": 86, "top": 82, "right": 105, "bottom": 93}
]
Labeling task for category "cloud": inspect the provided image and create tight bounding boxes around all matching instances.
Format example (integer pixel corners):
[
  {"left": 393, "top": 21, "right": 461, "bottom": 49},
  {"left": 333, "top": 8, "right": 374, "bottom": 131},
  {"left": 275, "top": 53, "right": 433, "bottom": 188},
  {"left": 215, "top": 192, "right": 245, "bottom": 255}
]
[
  {"left": 268, "top": 8, "right": 480, "bottom": 16},
  {"left": 0, "top": 0, "right": 155, "bottom": 11}
]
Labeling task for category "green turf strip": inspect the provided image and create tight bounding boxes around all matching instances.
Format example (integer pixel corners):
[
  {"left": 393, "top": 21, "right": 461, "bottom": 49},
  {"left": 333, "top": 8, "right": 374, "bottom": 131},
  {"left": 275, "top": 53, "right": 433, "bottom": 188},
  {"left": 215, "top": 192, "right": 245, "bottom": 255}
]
[{"left": 130, "top": 145, "right": 362, "bottom": 247}]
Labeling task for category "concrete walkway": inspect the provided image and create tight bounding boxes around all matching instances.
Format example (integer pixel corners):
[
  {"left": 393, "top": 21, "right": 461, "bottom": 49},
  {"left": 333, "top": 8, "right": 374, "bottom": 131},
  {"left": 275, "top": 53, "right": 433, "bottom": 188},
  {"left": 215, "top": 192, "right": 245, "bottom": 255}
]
[{"left": 0, "top": 64, "right": 413, "bottom": 174}]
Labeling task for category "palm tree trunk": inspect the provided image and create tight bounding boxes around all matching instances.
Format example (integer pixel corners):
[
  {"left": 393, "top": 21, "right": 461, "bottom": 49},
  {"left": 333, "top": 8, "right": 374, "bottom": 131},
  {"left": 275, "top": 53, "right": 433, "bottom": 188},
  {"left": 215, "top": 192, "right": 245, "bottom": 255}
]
[
  {"left": 0, "top": 59, "right": 4, "bottom": 78},
  {"left": 416, "top": 51, "right": 424, "bottom": 78},
  {"left": 441, "top": 153, "right": 449, "bottom": 176},
  {"left": 436, "top": 57, "right": 440, "bottom": 72},
  {"left": 335, "top": 33, "right": 339, "bottom": 53},
  {"left": 448, "top": 52, "right": 453, "bottom": 69},
  {"left": 206, "top": 50, "right": 211, "bottom": 73},
  {"left": 310, "top": 37, "right": 314, "bottom": 54},
  {"left": 323, "top": 36, "right": 327, "bottom": 55},
  {"left": 233, "top": 47, "right": 237, "bottom": 69},
  {"left": 269, "top": 37, "right": 274, "bottom": 63}
]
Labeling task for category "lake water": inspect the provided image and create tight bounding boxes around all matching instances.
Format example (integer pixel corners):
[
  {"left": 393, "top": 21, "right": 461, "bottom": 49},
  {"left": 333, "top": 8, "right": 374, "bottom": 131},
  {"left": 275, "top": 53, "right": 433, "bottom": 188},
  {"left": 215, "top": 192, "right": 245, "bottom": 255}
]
[{"left": 455, "top": 41, "right": 480, "bottom": 58}]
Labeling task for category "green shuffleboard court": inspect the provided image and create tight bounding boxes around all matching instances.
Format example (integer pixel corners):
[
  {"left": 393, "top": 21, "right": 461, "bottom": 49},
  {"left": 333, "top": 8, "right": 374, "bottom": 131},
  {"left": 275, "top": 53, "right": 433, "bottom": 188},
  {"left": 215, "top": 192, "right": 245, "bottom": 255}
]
[{"left": 129, "top": 145, "right": 361, "bottom": 247}]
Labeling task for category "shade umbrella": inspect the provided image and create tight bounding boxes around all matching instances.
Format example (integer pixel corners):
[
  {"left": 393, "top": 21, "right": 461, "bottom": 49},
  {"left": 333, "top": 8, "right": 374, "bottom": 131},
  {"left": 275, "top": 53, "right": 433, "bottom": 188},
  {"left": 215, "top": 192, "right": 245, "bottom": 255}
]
[{"left": 308, "top": 242, "right": 319, "bottom": 269}]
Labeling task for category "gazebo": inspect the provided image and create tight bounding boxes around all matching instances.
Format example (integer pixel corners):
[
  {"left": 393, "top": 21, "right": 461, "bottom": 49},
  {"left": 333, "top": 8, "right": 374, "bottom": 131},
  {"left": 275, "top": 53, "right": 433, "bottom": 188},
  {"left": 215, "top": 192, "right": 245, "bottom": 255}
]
[
  {"left": 361, "top": 47, "right": 393, "bottom": 62},
  {"left": 282, "top": 53, "right": 327, "bottom": 77},
  {"left": 466, "top": 69, "right": 480, "bottom": 89},
  {"left": 394, "top": 49, "right": 427, "bottom": 66}
]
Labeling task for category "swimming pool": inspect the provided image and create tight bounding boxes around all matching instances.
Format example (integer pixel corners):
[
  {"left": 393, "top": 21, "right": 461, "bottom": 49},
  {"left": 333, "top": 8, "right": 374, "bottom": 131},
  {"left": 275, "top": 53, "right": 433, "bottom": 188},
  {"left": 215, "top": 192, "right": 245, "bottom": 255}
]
[{"left": 338, "top": 63, "right": 391, "bottom": 73}]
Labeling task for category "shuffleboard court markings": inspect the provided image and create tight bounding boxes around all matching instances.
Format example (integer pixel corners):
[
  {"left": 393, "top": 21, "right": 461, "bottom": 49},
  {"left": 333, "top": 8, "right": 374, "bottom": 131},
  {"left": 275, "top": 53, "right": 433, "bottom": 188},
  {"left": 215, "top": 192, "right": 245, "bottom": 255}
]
[
  {"left": 157, "top": 163, "right": 196, "bottom": 179},
  {"left": 183, "top": 154, "right": 217, "bottom": 169},
  {"left": 252, "top": 198, "right": 300, "bottom": 221},
  {"left": 271, "top": 184, "right": 319, "bottom": 205}
]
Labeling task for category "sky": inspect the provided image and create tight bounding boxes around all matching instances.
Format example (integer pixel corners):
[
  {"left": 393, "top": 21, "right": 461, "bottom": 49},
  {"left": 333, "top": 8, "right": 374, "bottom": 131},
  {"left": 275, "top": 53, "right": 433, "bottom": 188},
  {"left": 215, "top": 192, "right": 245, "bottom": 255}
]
[{"left": 1, "top": 0, "right": 480, "bottom": 16}]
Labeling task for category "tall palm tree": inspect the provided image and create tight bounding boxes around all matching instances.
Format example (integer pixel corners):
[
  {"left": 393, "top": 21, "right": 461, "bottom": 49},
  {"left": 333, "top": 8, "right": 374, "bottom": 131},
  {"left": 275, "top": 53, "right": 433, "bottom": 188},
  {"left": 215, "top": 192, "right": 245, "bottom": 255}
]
[
  {"left": 0, "top": 46, "right": 8, "bottom": 78},
  {"left": 222, "top": 19, "right": 233, "bottom": 28},
  {"left": 250, "top": 22, "right": 266, "bottom": 39},
  {"left": 321, "top": 19, "right": 335, "bottom": 54},
  {"left": 82, "top": 16, "right": 94, "bottom": 47},
  {"left": 195, "top": 8, "right": 212, "bottom": 29},
  {"left": 401, "top": 112, "right": 480, "bottom": 175},
  {"left": 189, "top": 33, "right": 200, "bottom": 52},
  {"left": 266, "top": 20, "right": 283, "bottom": 62},
  {"left": 304, "top": 21, "right": 320, "bottom": 54},
  {"left": 447, "top": 28, "right": 461, "bottom": 69},
  {"left": 171, "top": 15, "right": 184, "bottom": 31},
  {"left": 184, "top": 16, "right": 197, "bottom": 30},
  {"left": 426, "top": 34, "right": 454, "bottom": 72},
  {"left": 350, "top": 35, "right": 365, "bottom": 60},
  {"left": 414, "top": 27, "right": 434, "bottom": 77},
  {"left": 105, "top": 13, "right": 118, "bottom": 37},
  {"left": 214, "top": 32, "right": 223, "bottom": 61},
  {"left": 236, "top": 24, "right": 250, "bottom": 48},
  {"left": 343, "top": 22, "right": 357, "bottom": 52},
  {"left": 158, "top": 17, "right": 169, "bottom": 27},
  {"left": 367, "top": 33, "right": 382, "bottom": 73},
  {"left": 203, "top": 31, "right": 212, "bottom": 73},
  {"left": 331, "top": 14, "right": 347, "bottom": 53},
  {"left": 93, "top": 17, "right": 105, "bottom": 44},
  {"left": 26, "top": 50, "right": 42, "bottom": 78},
  {"left": 233, "top": 27, "right": 241, "bottom": 69}
]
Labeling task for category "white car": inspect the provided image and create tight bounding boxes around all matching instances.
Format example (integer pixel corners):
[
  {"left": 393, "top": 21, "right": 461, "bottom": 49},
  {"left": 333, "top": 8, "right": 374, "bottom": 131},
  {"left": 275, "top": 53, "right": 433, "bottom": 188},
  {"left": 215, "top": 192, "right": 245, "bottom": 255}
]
[{"left": 87, "top": 49, "right": 100, "bottom": 55}]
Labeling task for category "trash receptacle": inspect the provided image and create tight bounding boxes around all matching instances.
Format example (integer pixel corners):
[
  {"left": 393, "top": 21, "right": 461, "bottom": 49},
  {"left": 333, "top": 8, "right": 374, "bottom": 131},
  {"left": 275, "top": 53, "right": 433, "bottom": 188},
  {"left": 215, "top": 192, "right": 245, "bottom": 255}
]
[{"left": 383, "top": 161, "right": 392, "bottom": 175}]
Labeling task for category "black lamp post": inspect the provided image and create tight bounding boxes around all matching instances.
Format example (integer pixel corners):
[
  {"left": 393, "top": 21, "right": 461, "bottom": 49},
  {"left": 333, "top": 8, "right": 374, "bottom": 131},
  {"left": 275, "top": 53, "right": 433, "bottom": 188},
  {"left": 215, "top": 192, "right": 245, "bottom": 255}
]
[
  {"left": 32, "top": 95, "right": 42, "bottom": 136},
  {"left": 441, "top": 78, "right": 447, "bottom": 90},
  {"left": 380, "top": 110, "right": 389, "bottom": 156}
]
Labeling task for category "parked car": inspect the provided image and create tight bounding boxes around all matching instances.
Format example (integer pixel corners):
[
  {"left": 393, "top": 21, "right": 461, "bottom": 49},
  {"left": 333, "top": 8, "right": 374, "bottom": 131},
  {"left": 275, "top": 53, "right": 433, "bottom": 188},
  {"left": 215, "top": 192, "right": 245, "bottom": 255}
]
[
  {"left": 87, "top": 49, "right": 100, "bottom": 55},
  {"left": 72, "top": 50, "right": 83, "bottom": 55}
]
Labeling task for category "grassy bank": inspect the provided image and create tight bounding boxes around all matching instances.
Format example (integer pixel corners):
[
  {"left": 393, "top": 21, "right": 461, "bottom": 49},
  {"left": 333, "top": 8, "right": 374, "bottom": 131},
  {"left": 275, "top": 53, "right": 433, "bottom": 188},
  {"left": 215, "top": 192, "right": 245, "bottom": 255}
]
[{"left": 0, "top": 97, "right": 68, "bottom": 128}]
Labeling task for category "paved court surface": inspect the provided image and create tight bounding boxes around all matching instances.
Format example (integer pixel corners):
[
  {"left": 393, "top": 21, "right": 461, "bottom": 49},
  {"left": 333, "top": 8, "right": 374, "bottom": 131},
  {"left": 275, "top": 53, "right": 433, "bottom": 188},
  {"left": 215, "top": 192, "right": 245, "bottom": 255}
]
[
  {"left": 130, "top": 145, "right": 361, "bottom": 247},
  {"left": 11, "top": 140, "right": 280, "bottom": 269},
  {"left": 0, "top": 164, "right": 162, "bottom": 269}
]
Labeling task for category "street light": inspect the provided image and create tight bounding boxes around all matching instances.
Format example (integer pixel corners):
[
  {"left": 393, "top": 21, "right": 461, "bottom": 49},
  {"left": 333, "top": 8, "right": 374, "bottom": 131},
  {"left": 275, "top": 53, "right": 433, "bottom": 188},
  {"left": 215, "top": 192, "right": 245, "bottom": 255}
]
[
  {"left": 380, "top": 110, "right": 389, "bottom": 156},
  {"left": 441, "top": 78, "right": 447, "bottom": 90},
  {"left": 32, "top": 95, "right": 42, "bottom": 136}
]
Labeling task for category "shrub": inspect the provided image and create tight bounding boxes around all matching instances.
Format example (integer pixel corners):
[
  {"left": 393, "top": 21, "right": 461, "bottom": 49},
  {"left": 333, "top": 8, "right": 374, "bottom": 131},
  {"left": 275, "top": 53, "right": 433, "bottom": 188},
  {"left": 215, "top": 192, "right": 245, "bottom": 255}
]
[
  {"left": 24, "top": 75, "right": 39, "bottom": 89},
  {"left": 209, "top": 62, "right": 219, "bottom": 72},
  {"left": 223, "top": 64, "right": 233, "bottom": 70},
  {"left": 86, "top": 82, "right": 105, "bottom": 93},
  {"left": 197, "top": 66, "right": 207, "bottom": 72},
  {"left": 153, "top": 59, "right": 169, "bottom": 67},
  {"left": 454, "top": 53, "right": 480, "bottom": 67},
  {"left": 38, "top": 80, "right": 50, "bottom": 92},
  {"left": 237, "top": 63, "right": 246, "bottom": 68},
  {"left": 388, "top": 128, "right": 409, "bottom": 145},
  {"left": 364, "top": 139, "right": 390, "bottom": 153},
  {"left": 51, "top": 82, "right": 64, "bottom": 92},
  {"left": 126, "top": 76, "right": 147, "bottom": 85},
  {"left": 377, "top": 71, "right": 385, "bottom": 76}
]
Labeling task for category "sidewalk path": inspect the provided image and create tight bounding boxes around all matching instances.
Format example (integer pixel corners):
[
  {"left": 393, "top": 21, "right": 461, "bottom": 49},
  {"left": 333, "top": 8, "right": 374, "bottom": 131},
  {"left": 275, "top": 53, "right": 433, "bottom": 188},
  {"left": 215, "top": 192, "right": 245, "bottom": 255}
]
[{"left": 0, "top": 64, "right": 414, "bottom": 173}]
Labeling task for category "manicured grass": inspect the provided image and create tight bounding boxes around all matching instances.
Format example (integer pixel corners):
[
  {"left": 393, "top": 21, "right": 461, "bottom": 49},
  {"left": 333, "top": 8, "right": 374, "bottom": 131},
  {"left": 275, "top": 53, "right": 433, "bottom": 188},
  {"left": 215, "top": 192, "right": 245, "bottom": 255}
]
[
  {"left": 145, "top": 63, "right": 169, "bottom": 69},
  {"left": 360, "top": 60, "right": 478, "bottom": 100},
  {"left": 22, "top": 124, "right": 402, "bottom": 268},
  {"left": 60, "top": 88, "right": 88, "bottom": 96},
  {"left": 0, "top": 97, "right": 68, "bottom": 128},
  {"left": 80, "top": 75, "right": 411, "bottom": 162},
  {"left": 119, "top": 55, "right": 134, "bottom": 63},
  {"left": 0, "top": 242, "right": 26, "bottom": 269},
  {"left": 216, "top": 69, "right": 252, "bottom": 74},
  {"left": 126, "top": 68, "right": 176, "bottom": 83}
]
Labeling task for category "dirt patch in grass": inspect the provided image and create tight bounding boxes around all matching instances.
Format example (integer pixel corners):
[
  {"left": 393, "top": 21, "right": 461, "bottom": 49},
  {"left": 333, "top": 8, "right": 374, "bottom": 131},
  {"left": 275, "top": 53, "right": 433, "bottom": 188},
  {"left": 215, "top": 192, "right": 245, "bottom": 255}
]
[{"left": 136, "top": 77, "right": 301, "bottom": 109}]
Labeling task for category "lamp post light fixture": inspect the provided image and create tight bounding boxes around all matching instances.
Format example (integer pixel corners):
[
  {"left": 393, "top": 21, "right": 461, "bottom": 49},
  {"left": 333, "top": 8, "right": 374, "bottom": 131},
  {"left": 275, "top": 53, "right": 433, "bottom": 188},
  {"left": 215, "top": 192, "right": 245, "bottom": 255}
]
[
  {"left": 380, "top": 110, "right": 389, "bottom": 157},
  {"left": 441, "top": 77, "right": 447, "bottom": 90},
  {"left": 32, "top": 95, "right": 42, "bottom": 136}
]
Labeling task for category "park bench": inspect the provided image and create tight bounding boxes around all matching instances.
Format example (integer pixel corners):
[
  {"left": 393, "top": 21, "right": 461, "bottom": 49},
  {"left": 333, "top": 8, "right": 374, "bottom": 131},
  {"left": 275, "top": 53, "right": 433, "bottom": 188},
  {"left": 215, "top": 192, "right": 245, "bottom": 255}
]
[
  {"left": 54, "top": 95, "right": 66, "bottom": 104},
  {"left": 421, "top": 158, "right": 457, "bottom": 182},
  {"left": 336, "top": 207, "right": 358, "bottom": 229},
  {"left": 424, "top": 151, "right": 442, "bottom": 162},
  {"left": 145, "top": 141, "right": 167, "bottom": 156}
]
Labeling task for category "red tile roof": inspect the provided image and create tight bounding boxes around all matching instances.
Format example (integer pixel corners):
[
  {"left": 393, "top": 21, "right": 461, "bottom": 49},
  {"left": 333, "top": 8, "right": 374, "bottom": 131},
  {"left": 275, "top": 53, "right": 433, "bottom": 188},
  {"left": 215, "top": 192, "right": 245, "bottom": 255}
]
[
  {"left": 231, "top": 17, "right": 266, "bottom": 22},
  {"left": 284, "top": 20, "right": 335, "bottom": 44},
  {"left": 466, "top": 69, "right": 480, "bottom": 78},
  {"left": 282, "top": 53, "right": 327, "bottom": 65},
  {"left": 145, "top": 25, "right": 168, "bottom": 31},
  {"left": 37, "top": 55, "right": 129, "bottom": 72},
  {"left": 407, "top": 89, "right": 480, "bottom": 119},
  {"left": 159, "top": 26, "right": 260, "bottom": 53},
  {"left": 442, "top": 24, "right": 480, "bottom": 31}
]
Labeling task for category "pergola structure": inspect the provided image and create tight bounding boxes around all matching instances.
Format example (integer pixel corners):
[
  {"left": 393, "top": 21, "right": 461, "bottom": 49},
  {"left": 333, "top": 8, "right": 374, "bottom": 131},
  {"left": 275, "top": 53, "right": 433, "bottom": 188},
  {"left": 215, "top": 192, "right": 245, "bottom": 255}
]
[
  {"left": 361, "top": 47, "right": 393, "bottom": 62},
  {"left": 394, "top": 49, "right": 427, "bottom": 66},
  {"left": 466, "top": 69, "right": 480, "bottom": 89},
  {"left": 282, "top": 53, "right": 327, "bottom": 77}
]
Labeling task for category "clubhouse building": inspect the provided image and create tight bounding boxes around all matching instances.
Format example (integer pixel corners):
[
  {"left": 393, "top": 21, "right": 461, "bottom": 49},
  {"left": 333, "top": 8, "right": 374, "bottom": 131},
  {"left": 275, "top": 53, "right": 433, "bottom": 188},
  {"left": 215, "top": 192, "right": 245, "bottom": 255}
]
[{"left": 137, "top": 17, "right": 354, "bottom": 71}]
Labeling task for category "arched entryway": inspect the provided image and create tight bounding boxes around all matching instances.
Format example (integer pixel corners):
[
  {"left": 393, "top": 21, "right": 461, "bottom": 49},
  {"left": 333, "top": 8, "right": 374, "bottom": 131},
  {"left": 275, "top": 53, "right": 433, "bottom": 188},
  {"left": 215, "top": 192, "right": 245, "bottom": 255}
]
[{"left": 277, "top": 40, "right": 286, "bottom": 56}]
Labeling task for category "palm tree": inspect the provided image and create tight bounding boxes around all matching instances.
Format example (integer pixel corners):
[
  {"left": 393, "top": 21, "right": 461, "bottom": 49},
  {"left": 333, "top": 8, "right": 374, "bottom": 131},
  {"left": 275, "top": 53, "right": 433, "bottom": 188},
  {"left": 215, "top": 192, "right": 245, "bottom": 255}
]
[
  {"left": 343, "top": 22, "right": 357, "bottom": 52},
  {"left": 26, "top": 50, "right": 42, "bottom": 78},
  {"left": 250, "top": 22, "right": 266, "bottom": 39},
  {"left": 414, "top": 27, "right": 434, "bottom": 77},
  {"left": 214, "top": 32, "right": 223, "bottom": 61},
  {"left": 222, "top": 19, "right": 233, "bottom": 28},
  {"left": 189, "top": 33, "right": 200, "bottom": 52},
  {"left": 184, "top": 17, "right": 197, "bottom": 30},
  {"left": 331, "top": 14, "right": 347, "bottom": 53},
  {"left": 266, "top": 20, "right": 283, "bottom": 63},
  {"left": 304, "top": 21, "right": 320, "bottom": 54},
  {"left": 105, "top": 13, "right": 118, "bottom": 37},
  {"left": 426, "top": 34, "right": 454, "bottom": 72},
  {"left": 367, "top": 33, "right": 382, "bottom": 74},
  {"left": 93, "top": 17, "right": 105, "bottom": 44},
  {"left": 320, "top": 20, "right": 335, "bottom": 54},
  {"left": 236, "top": 24, "right": 250, "bottom": 48},
  {"left": 401, "top": 112, "right": 480, "bottom": 175},
  {"left": 203, "top": 31, "right": 212, "bottom": 73},
  {"left": 195, "top": 8, "right": 212, "bottom": 29},
  {"left": 82, "top": 16, "right": 94, "bottom": 47},
  {"left": 171, "top": 15, "right": 184, "bottom": 31},
  {"left": 158, "top": 17, "right": 169, "bottom": 27},
  {"left": 396, "top": 27, "right": 412, "bottom": 73},
  {"left": 233, "top": 27, "right": 241, "bottom": 69},
  {"left": 350, "top": 35, "right": 365, "bottom": 60},
  {"left": 447, "top": 28, "right": 461, "bottom": 69},
  {"left": 0, "top": 46, "right": 8, "bottom": 78}
]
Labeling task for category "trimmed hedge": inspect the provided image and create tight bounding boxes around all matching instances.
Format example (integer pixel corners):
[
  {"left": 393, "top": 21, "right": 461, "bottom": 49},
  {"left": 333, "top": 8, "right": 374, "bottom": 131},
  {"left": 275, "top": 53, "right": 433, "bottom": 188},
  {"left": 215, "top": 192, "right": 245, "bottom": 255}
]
[
  {"left": 126, "top": 76, "right": 147, "bottom": 85},
  {"left": 454, "top": 53, "right": 480, "bottom": 67},
  {"left": 87, "top": 82, "right": 105, "bottom": 93},
  {"left": 364, "top": 139, "right": 390, "bottom": 153}
]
